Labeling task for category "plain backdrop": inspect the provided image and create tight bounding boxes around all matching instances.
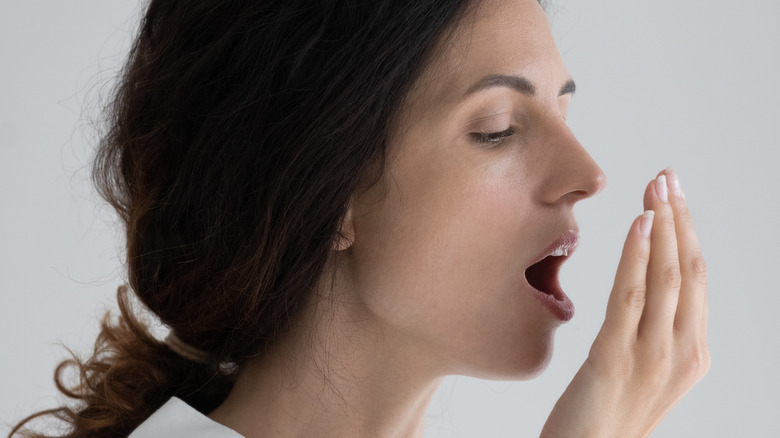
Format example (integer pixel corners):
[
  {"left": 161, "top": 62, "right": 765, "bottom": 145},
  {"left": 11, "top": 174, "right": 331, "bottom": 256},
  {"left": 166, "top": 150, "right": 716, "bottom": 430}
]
[{"left": 2, "top": 1, "right": 778, "bottom": 437}]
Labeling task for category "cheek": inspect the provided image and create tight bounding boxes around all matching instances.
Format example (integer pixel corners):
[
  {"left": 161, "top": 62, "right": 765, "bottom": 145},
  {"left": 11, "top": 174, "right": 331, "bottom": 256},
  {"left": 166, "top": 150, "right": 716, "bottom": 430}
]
[{"left": 350, "top": 150, "right": 541, "bottom": 355}]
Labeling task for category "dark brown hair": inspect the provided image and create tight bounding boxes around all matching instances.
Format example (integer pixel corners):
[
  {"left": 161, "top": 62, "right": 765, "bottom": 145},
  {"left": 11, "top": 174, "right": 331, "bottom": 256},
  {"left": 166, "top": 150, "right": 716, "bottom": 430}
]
[{"left": 9, "top": 0, "right": 476, "bottom": 436}]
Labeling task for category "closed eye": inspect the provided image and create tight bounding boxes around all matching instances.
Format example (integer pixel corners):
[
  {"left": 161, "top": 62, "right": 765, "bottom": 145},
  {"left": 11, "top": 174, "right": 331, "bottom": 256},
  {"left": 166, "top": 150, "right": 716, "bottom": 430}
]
[{"left": 470, "top": 128, "right": 515, "bottom": 145}]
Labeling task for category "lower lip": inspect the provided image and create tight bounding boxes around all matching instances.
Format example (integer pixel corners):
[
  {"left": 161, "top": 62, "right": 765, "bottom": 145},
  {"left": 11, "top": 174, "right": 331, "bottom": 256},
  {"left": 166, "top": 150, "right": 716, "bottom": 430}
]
[{"left": 524, "top": 277, "right": 575, "bottom": 322}]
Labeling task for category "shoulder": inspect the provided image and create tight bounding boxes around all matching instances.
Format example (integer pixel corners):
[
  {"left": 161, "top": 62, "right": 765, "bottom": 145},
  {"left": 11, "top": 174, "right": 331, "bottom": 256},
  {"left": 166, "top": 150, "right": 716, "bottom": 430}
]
[{"left": 129, "top": 396, "right": 245, "bottom": 438}]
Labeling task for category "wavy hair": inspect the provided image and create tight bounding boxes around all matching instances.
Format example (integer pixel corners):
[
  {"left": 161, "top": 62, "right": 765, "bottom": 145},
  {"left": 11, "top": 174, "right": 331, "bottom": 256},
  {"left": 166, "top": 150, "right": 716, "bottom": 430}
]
[{"left": 8, "top": 0, "right": 478, "bottom": 436}]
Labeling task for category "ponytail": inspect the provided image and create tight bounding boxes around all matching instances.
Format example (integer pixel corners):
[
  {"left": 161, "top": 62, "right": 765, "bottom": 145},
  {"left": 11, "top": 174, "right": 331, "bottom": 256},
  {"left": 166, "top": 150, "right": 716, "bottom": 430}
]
[{"left": 8, "top": 286, "right": 235, "bottom": 438}]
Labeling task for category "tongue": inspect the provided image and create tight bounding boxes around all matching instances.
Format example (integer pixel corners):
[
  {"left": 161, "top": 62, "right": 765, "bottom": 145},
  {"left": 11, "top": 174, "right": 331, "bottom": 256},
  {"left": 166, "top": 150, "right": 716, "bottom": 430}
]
[{"left": 525, "top": 255, "right": 558, "bottom": 294}]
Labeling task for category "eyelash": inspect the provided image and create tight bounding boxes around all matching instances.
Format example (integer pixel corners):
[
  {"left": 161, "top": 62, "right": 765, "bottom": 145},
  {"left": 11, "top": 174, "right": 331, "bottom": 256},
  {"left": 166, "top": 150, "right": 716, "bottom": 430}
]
[{"left": 470, "top": 128, "right": 515, "bottom": 145}]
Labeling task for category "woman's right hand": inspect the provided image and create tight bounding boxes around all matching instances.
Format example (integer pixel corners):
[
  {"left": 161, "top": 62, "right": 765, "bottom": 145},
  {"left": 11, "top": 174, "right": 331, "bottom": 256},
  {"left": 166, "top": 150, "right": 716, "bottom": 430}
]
[{"left": 540, "top": 168, "right": 710, "bottom": 438}]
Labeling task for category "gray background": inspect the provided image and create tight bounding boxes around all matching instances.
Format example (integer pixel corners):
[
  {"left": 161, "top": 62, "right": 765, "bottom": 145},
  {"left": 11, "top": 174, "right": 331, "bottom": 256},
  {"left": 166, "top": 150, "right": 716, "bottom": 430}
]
[{"left": 2, "top": 1, "right": 778, "bottom": 436}]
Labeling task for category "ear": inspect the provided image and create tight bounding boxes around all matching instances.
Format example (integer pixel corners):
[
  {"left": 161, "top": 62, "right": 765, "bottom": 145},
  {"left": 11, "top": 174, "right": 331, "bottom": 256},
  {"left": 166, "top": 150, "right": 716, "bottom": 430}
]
[{"left": 332, "top": 203, "right": 355, "bottom": 251}]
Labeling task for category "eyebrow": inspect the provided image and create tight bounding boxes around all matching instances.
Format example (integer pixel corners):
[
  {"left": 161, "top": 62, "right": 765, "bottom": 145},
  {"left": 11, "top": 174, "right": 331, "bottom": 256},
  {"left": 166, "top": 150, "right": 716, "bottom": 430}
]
[{"left": 463, "top": 74, "right": 576, "bottom": 98}]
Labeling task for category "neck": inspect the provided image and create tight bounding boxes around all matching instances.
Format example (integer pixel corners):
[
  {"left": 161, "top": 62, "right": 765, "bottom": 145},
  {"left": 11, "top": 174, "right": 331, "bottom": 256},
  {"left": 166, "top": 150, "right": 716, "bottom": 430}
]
[{"left": 207, "top": 292, "right": 445, "bottom": 438}]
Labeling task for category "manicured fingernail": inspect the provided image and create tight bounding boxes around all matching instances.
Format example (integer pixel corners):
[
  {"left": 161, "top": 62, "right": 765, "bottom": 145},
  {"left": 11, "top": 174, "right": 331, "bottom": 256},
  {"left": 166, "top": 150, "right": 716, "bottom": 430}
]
[
  {"left": 681, "top": 189, "right": 686, "bottom": 201},
  {"left": 655, "top": 175, "right": 668, "bottom": 203},
  {"left": 641, "top": 210, "right": 655, "bottom": 238},
  {"left": 666, "top": 167, "right": 682, "bottom": 197}
]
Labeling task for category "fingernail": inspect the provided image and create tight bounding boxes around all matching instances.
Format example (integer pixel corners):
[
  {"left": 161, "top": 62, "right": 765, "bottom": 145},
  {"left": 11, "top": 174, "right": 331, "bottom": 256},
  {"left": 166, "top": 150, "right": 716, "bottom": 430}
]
[
  {"left": 641, "top": 210, "right": 655, "bottom": 238},
  {"left": 655, "top": 175, "right": 668, "bottom": 203},
  {"left": 666, "top": 167, "right": 682, "bottom": 197}
]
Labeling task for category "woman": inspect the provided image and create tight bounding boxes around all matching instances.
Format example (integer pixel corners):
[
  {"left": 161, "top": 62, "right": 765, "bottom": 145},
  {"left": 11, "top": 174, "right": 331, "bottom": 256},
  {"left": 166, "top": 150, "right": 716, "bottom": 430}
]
[{"left": 10, "top": 0, "right": 709, "bottom": 436}]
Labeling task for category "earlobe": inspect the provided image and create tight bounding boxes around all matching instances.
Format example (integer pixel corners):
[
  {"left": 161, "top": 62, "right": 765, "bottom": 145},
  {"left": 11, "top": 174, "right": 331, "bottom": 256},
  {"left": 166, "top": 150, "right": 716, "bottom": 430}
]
[{"left": 333, "top": 205, "right": 355, "bottom": 251}]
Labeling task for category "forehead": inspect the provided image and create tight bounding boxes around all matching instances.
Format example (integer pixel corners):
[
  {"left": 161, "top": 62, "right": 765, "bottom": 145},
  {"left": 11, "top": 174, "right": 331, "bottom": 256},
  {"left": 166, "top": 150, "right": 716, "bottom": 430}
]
[{"left": 407, "top": 0, "right": 568, "bottom": 109}]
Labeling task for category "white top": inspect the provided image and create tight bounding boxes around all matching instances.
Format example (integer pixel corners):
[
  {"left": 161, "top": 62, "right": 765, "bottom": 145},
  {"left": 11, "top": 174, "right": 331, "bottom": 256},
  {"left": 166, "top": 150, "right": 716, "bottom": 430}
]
[{"left": 129, "top": 396, "right": 245, "bottom": 438}]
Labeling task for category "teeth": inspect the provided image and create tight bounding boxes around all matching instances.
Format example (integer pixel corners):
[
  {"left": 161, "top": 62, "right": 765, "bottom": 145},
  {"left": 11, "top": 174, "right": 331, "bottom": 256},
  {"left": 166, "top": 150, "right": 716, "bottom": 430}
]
[{"left": 549, "top": 247, "right": 568, "bottom": 257}]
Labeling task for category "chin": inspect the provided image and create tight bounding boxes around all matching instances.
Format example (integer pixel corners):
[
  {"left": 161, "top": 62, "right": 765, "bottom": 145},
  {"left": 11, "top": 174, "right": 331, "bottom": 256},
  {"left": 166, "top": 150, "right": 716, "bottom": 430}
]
[{"left": 457, "top": 334, "right": 556, "bottom": 381}]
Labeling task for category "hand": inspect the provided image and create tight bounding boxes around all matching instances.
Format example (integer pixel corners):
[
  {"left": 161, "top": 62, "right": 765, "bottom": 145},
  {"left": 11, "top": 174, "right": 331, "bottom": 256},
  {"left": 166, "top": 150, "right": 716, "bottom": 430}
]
[{"left": 540, "top": 168, "right": 710, "bottom": 438}]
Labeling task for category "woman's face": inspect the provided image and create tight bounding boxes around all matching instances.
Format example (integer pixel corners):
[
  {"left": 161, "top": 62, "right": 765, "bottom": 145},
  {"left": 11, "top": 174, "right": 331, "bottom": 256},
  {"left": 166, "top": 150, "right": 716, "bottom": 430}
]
[{"left": 346, "top": 0, "right": 606, "bottom": 379}]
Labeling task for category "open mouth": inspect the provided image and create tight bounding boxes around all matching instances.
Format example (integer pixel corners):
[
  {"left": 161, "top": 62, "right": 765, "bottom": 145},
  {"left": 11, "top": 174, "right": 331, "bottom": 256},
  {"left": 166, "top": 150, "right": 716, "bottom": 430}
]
[
  {"left": 523, "top": 230, "right": 579, "bottom": 321},
  {"left": 524, "top": 254, "right": 566, "bottom": 300}
]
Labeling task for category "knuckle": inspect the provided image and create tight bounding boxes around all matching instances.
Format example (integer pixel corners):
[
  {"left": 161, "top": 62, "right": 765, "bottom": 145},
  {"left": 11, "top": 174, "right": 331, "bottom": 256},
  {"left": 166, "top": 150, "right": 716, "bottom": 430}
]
[
  {"left": 685, "top": 345, "right": 712, "bottom": 380},
  {"left": 640, "top": 342, "right": 672, "bottom": 365},
  {"left": 661, "top": 263, "right": 683, "bottom": 289},
  {"left": 688, "top": 255, "right": 708, "bottom": 286},
  {"left": 650, "top": 345, "right": 674, "bottom": 366},
  {"left": 623, "top": 284, "right": 647, "bottom": 309}
]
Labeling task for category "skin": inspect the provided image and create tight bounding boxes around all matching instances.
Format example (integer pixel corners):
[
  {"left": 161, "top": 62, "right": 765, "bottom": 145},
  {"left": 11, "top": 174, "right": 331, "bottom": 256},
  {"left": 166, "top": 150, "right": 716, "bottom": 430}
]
[
  {"left": 541, "top": 169, "right": 710, "bottom": 437},
  {"left": 207, "top": 0, "right": 709, "bottom": 436}
]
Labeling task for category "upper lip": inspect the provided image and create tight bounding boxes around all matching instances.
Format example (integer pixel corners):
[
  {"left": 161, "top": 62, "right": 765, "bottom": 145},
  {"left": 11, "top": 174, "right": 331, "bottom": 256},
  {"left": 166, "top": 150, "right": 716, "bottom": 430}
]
[{"left": 527, "top": 229, "right": 580, "bottom": 268}]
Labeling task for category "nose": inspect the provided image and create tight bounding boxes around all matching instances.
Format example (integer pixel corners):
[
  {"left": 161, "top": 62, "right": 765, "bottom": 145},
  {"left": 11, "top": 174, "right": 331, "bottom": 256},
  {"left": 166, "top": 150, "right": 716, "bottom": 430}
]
[{"left": 538, "top": 125, "right": 607, "bottom": 205}]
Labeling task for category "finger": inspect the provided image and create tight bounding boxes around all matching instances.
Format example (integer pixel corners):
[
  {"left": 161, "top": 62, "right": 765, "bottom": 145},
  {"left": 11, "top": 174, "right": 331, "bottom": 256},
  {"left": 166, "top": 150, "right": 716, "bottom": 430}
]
[
  {"left": 662, "top": 168, "right": 708, "bottom": 338},
  {"left": 603, "top": 210, "right": 653, "bottom": 346},
  {"left": 638, "top": 174, "right": 681, "bottom": 342}
]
